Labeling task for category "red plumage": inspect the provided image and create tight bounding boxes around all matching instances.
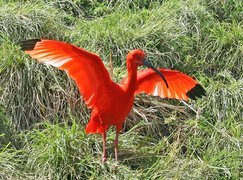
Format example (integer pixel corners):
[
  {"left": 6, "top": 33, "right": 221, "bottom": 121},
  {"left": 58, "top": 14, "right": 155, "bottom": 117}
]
[{"left": 20, "top": 39, "right": 206, "bottom": 161}]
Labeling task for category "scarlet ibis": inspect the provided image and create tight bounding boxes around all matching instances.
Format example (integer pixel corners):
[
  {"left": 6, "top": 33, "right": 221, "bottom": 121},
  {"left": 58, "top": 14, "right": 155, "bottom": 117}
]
[{"left": 20, "top": 39, "right": 206, "bottom": 162}]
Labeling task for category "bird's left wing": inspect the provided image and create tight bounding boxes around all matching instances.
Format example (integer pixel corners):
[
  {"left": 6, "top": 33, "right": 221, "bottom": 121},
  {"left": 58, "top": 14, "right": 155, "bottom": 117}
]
[
  {"left": 122, "top": 68, "right": 206, "bottom": 101},
  {"left": 20, "top": 39, "right": 111, "bottom": 108}
]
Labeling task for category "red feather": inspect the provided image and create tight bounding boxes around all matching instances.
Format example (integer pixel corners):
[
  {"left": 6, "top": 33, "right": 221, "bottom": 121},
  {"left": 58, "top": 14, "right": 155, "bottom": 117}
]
[{"left": 122, "top": 68, "right": 206, "bottom": 100}]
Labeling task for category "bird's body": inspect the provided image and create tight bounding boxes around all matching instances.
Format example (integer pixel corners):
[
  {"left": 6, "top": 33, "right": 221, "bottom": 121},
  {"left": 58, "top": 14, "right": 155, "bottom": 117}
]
[
  {"left": 86, "top": 81, "right": 135, "bottom": 134},
  {"left": 20, "top": 39, "right": 206, "bottom": 162}
]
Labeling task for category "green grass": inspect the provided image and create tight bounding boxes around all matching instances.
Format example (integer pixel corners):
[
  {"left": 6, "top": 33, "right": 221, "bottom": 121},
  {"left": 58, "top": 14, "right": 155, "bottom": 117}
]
[{"left": 0, "top": 0, "right": 242, "bottom": 179}]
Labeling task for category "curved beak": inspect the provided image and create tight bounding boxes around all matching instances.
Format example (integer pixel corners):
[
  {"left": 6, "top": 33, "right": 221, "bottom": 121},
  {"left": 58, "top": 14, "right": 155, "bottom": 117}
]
[{"left": 143, "top": 59, "right": 169, "bottom": 88}]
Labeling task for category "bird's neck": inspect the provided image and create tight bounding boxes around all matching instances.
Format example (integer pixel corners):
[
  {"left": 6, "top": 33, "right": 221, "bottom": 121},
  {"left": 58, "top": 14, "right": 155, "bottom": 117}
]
[{"left": 124, "top": 61, "right": 138, "bottom": 94}]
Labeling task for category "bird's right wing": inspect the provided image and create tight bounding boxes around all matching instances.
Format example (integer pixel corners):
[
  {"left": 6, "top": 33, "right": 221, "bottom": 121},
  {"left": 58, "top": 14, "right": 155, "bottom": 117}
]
[{"left": 20, "top": 39, "right": 112, "bottom": 108}]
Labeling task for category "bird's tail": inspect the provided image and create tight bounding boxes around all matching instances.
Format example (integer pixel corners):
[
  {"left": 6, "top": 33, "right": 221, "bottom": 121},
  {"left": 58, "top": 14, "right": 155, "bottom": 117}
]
[{"left": 85, "top": 117, "right": 109, "bottom": 134}]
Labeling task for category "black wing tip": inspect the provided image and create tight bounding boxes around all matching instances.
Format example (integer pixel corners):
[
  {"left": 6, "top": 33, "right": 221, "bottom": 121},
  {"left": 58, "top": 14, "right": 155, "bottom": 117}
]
[
  {"left": 186, "top": 84, "right": 206, "bottom": 100},
  {"left": 19, "top": 39, "right": 41, "bottom": 51}
]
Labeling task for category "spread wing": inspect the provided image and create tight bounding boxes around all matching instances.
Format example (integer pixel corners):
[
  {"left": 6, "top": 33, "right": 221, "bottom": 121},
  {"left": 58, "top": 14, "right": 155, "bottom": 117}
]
[
  {"left": 123, "top": 68, "right": 206, "bottom": 101},
  {"left": 20, "top": 39, "right": 111, "bottom": 108}
]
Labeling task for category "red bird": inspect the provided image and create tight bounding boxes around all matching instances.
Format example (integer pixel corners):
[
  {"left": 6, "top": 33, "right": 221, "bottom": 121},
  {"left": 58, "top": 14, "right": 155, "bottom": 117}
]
[{"left": 20, "top": 39, "right": 206, "bottom": 162}]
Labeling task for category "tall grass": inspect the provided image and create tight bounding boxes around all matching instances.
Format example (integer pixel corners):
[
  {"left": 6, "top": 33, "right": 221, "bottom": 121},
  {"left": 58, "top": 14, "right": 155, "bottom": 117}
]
[{"left": 0, "top": 0, "right": 242, "bottom": 179}]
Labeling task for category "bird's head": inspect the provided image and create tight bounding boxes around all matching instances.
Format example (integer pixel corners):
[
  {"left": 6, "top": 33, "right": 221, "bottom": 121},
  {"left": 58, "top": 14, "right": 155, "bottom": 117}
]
[
  {"left": 127, "top": 49, "right": 146, "bottom": 66},
  {"left": 127, "top": 49, "right": 169, "bottom": 88}
]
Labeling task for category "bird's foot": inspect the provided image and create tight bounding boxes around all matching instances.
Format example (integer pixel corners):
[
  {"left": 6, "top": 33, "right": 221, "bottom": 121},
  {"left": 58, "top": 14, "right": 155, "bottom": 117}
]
[{"left": 102, "top": 156, "right": 107, "bottom": 162}]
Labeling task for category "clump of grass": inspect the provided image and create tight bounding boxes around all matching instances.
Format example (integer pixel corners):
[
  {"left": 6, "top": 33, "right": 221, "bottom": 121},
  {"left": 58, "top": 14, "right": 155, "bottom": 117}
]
[
  {"left": 20, "top": 120, "right": 138, "bottom": 179},
  {"left": 204, "top": 0, "right": 243, "bottom": 23},
  {"left": 203, "top": 71, "right": 243, "bottom": 123},
  {"left": 50, "top": 0, "right": 166, "bottom": 18},
  {"left": 0, "top": 55, "right": 89, "bottom": 130},
  {"left": 0, "top": 104, "right": 15, "bottom": 147},
  {"left": 0, "top": 37, "right": 24, "bottom": 72},
  {"left": 0, "top": 1, "right": 67, "bottom": 42},
  {"left": 0, "top": 144, "right": 25, "bottom": 179},
  {"left": 0, "top": 1, "right": 88, "bottom": 131},
  {"left": 69, "top": 0, "right": 184, "bottom": 67}
]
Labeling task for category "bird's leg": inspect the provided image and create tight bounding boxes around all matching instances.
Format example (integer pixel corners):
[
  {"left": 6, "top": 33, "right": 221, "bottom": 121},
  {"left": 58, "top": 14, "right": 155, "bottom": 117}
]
[
  {"left": 114, "top": 130, "right": 119, "bottom": 161},
  {"left": 102, "top": 131, "right": 107, "bottom": 162}
]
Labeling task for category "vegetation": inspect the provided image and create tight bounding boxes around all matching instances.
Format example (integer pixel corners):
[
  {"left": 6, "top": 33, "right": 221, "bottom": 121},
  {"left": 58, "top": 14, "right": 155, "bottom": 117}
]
[{"left": 0, "top": 0, "right": 242, "bottom": 179}]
